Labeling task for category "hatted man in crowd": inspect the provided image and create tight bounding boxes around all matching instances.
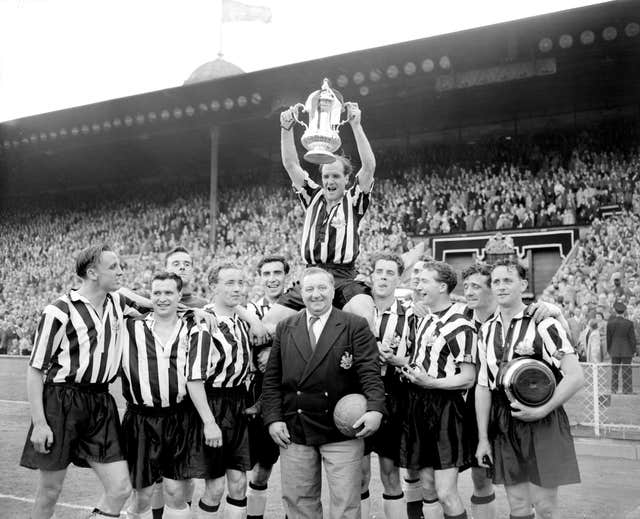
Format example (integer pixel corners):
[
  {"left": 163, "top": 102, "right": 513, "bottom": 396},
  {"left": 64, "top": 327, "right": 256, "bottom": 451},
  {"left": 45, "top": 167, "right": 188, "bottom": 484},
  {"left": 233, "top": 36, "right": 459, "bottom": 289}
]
[
  {"left": 20, "top": 244, "right": 140, "bottom": 519},
  {"left": 262, "top": 267, "right": 385, "bottom": 519},
  {"left": 360, "top": 253, "right": 415, "bottom": 519},
  {"left": 187, "top": 263, "right": 253, "bottom": 519},
  {"left": 262, "top": 101, "right": 377, "bottom": 333},
  {"left": 245, "top": 255, "right": 290, "bottom": 519},
  {"left": 476, "top": 260, "right": 583, "bottom": 519},
  {"left": 120, "top": 272, "right": 211, "bottom": 519},
  {"left": 607, "top": 301, "right": 637, "bottom": 394},
  {"left": 400, "top": 260, "right": 477, "bottom": 519}
]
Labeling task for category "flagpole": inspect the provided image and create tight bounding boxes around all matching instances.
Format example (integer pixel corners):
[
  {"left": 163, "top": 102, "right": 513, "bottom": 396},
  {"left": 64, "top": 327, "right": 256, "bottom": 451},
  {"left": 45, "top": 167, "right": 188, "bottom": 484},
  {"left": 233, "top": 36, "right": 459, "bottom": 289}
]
[{"left": 218, "top": 0, "right": 224, "bottom": 58}]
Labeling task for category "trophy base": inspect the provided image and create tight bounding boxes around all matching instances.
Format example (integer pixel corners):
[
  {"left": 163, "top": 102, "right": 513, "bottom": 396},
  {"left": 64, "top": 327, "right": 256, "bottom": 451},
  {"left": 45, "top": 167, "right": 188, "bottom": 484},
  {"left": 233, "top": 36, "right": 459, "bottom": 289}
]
[{"left": 304, "top": 150, "right": 337, "bottom": 165}]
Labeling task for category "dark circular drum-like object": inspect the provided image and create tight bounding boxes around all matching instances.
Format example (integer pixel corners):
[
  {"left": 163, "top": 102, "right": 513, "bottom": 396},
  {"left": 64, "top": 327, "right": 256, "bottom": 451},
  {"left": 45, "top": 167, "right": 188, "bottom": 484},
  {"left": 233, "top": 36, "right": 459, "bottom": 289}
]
[{"left": 500, "top": 357, "right": 556, "bottom": 407}]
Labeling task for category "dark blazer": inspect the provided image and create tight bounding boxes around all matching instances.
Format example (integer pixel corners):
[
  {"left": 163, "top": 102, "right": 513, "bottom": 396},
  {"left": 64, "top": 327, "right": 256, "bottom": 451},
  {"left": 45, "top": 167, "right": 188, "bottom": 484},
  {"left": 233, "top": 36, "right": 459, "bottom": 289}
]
[
  {"left": 606, "top": 315, "right": 637, "bottom": 358},
  {"left": 262, "top": 307, "right": 385, "bottom": 446}
]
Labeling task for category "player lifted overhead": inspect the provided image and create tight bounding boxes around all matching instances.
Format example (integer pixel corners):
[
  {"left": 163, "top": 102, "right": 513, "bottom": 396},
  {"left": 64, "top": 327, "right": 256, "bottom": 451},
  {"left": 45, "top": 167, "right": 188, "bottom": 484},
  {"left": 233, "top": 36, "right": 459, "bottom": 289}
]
[{"left": 262, "top": 101, "right": 376, "bottom": 333}]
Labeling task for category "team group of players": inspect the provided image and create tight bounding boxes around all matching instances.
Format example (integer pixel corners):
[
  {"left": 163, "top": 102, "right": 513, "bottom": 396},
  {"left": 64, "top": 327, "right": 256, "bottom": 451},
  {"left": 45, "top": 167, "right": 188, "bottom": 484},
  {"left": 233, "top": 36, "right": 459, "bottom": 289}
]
[{"left": 20, "top": 103, "right": 583, "bottom": 519}]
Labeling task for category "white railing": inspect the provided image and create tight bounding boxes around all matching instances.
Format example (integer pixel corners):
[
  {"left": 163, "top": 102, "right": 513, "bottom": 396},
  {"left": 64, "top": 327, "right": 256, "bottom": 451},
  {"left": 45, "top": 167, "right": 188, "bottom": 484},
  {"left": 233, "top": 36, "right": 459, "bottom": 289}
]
[{"left": 566, "top": 362, "right": 640, "bottom": 440}]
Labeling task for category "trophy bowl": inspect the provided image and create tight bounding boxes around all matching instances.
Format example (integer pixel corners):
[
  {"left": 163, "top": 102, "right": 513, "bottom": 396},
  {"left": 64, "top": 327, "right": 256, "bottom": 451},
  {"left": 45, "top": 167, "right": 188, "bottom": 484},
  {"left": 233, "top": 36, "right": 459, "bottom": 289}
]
[
  {"left": 499, "top": 357, "right": 556, "bottom": 407},
  {"left": 291, "top": 78, "right": 352, "bottom": 165}
]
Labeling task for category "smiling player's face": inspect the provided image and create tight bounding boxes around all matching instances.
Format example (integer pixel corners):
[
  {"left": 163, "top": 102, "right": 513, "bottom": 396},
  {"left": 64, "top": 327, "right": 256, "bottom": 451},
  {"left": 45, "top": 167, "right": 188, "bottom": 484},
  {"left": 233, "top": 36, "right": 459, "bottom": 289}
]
[{"left": 321, "top": 162, "right": 348, "bottom": 203}]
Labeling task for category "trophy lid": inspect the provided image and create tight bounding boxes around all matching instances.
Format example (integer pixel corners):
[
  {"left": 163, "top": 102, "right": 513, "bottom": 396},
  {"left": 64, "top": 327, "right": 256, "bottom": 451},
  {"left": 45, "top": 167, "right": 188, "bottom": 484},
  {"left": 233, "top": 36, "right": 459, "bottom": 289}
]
[{"left": 305, "top": 78, "right": 344, "bottom": 108}]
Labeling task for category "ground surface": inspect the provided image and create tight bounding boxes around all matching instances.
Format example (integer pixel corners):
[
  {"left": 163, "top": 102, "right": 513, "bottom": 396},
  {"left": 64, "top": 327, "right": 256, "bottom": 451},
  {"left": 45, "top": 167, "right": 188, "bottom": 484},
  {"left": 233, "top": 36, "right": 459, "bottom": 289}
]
[{"left": 2, "top": 356, "right": 640, "bottom": 518}]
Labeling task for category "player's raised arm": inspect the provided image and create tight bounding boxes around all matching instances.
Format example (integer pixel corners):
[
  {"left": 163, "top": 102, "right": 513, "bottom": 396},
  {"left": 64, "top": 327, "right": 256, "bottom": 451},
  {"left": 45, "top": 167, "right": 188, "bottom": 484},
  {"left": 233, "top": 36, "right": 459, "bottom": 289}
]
[
  {"left": 348, "top": 102, "right": 376, "bottom": 192},
  {"left": 280, "top": 108, "right": 307, "bottom": 189}
]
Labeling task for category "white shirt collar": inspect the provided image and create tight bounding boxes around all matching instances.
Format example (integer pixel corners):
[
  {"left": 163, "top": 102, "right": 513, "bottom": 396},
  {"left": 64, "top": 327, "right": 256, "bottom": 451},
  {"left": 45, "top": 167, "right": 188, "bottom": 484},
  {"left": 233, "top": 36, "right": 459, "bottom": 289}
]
[{"left": 307, "top": 307, "right": 332, "bottom": 328}]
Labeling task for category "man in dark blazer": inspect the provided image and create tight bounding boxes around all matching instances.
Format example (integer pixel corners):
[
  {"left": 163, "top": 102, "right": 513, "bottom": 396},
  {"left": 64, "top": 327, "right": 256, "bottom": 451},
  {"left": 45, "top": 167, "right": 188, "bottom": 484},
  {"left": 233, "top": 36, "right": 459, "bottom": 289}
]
[
  {"left": 607, "top": 302, "right": 637, "bottom": 394},
  {"left": 262, "top": 267, "right": 385, "bottom": 519}
]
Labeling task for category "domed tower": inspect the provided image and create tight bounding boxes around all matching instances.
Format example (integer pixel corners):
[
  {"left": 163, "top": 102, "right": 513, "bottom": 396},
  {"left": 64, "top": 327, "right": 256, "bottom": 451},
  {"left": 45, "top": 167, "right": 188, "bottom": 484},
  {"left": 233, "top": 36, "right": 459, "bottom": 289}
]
[{"left": 183, "top": 55, "right": 244, "bottom": 85}]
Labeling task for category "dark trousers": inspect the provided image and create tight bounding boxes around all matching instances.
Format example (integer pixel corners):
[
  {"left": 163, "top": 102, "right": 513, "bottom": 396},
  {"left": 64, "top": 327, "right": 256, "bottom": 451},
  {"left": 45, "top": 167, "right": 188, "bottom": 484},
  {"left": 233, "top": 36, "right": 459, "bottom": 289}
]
[{"left": 611, "top": 357, "right": 633, "bottom": 394}]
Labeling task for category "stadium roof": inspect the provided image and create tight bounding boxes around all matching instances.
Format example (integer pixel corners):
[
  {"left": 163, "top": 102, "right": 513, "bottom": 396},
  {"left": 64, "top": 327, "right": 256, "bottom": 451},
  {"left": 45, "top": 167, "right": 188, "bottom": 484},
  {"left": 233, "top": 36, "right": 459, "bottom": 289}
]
[{"left": 1, "top": 0, "right": 639, "bottom": 196}]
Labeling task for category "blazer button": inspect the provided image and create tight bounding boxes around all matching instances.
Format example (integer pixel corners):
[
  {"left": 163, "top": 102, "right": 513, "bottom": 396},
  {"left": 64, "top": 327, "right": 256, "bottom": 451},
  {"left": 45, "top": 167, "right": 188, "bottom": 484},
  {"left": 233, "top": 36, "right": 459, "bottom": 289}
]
[
  {"left": 296, "top": 391, "right": 301, "bottom": 395},
  {"left": 324, "top": 392, "right": 328, "bottom": 396},
  {"left": 297, "top": 409, "right": 302, "bottom": 414}
]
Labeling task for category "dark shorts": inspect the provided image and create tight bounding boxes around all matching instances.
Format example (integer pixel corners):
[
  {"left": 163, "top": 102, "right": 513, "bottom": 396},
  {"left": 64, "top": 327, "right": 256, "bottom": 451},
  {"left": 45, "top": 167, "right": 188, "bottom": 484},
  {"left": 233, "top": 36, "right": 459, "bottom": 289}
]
[
  {"left": 277, "top": 264, "right": 371, "bottom": 311},
  {"left": 247, "top": 373, "right": 280, "bottom": 468},
  {"left": 20, "top": 382, "right": 125, "bottom": 471},
  {"left": 122, "top": 401, "right": 194, "bottom": 489},
  {"left": 186, "top": 385, "right": 252, "bottom": 480},
  {"left": 365, "top": 383, "right": 407, "bottom": 463},
  {"left": 489, "top": 390, "right": 580, "bottom": 487},
  {"left": 399, "top": 387, "right": 471, "bottom": 471},
  {"left": 462, "top": 385, "right": 480, "bottom": 469}
]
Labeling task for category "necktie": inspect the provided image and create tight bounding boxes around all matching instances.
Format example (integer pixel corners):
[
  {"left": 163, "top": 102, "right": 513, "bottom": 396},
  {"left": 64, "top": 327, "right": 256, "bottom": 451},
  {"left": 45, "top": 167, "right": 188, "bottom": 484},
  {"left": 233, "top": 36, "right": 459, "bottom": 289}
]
[{"left": 308, "top": 316, "right": 320, "bottom": 351}]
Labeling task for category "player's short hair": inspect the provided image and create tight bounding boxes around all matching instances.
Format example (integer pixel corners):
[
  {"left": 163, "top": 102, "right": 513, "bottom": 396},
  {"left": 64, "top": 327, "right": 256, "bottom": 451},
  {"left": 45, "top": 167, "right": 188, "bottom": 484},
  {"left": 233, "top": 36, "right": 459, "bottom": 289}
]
[
  {"left": 371, "top": 252, "right": 405, "bottom": 276},
  {"left": 491, "top": 259, "right": 528, "bottom": 280},
  {"left": 301, "top": 267, "right": 335, "bottom": 286},
  {"left": 76, "top": 244, "right": 113, "bottom": 279},
  {"left": 318, "top": 155, "right": 353, "bottom": 178},
  {"left": 257, "top": 255, "right": 290, "bottom": 275},
  {"left": 151, "top": 271, "right": 183, "bottom": 292},
  {"left": 208, "top": 262, "right": 241, "bottom": 285},
  {"left": 461, "top": 262, "right": 492, "bottom": 287},
  {"left": 422, "top": 260, "right": 458, "bottom": 293},
  {"left": 165, "top": 246, "right": 191, "bottom": 266}
]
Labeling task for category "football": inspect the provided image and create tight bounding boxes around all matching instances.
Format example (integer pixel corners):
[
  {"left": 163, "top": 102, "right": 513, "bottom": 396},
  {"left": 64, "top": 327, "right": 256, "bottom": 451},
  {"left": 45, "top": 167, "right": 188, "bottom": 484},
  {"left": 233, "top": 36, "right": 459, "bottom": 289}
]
[{"left": 333, "top": 393, "right": 367, "bottom": 437}]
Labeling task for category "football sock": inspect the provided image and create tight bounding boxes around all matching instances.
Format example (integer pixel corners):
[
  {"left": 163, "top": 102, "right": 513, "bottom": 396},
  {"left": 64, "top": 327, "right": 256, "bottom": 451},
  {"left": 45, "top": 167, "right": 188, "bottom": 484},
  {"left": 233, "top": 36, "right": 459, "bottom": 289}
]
[
  {"left": 383, "top": 492, "right": 408, "bottom": 519},
  {"left": 422, "top": 498, "right": 445, "bottom": 519},
  {"left": 247, "top": 481, "right": 268, "bottom": 518},
  {"left": 471, "top": 492, "right": 496, "bottom": 519}
]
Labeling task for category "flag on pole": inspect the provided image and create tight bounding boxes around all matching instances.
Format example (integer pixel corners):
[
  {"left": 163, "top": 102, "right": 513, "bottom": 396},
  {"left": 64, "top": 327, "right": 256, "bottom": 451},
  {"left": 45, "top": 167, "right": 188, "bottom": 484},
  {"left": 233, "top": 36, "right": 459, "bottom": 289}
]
[{"left": 222, "top": 0, "right": 272, "bottom": 23}]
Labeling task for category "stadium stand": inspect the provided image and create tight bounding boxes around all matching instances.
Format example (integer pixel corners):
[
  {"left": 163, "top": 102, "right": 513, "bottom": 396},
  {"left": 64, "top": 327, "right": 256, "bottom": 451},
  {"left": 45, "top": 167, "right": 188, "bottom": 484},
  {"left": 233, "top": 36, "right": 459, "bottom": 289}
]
[{"left": 1, "top": 121, "right": 639, "bottom": 351}]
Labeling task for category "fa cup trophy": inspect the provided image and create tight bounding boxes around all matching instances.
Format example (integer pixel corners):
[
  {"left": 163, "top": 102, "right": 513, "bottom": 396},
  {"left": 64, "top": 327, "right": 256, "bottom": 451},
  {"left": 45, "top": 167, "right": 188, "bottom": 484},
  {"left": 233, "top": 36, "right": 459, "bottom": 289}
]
[{"left": 290, "top": 78, "right": 354, "bottom": 164}]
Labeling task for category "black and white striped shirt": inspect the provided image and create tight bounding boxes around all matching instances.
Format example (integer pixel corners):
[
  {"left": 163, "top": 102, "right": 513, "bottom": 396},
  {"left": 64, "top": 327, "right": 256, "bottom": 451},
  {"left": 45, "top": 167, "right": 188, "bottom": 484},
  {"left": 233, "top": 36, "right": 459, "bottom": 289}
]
[
  {"left": 477, "top": 310, "right": 575, "bottom": 390},
  {"left": 120, "top": 314, "right": 210, "bottom": 408},
  {"left": 411, "top": 302, "right": 477, "bottom": 379},
  {"left": 29, "top": 290, "right": 140, "bottom": 384},
  {"left": 188, "top": 307, "right": 252, "bottom": 388},
  {"left": 375, "top": 299, "right": 415, "bottom": 380},
  {"left": 296, "top": 173, "right": 370, "bottom": 265}
]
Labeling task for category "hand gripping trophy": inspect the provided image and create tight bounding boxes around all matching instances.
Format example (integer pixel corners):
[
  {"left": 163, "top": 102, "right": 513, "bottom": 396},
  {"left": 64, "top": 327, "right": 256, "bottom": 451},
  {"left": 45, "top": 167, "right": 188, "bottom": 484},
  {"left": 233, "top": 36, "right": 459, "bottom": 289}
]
[{"left": 283, "top": 78, "right": 358, "bottom": 164}]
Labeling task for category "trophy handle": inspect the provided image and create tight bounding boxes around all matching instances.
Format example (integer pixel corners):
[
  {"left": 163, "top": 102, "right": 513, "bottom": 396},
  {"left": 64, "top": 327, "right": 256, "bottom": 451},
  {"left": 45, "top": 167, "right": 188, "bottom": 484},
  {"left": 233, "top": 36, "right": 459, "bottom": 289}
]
[
  {"left": 337, "top": 101, "right": 355, "bottom": 128},
  {"left": 291, "top": 103, "right": 308, "bottom": 130}
]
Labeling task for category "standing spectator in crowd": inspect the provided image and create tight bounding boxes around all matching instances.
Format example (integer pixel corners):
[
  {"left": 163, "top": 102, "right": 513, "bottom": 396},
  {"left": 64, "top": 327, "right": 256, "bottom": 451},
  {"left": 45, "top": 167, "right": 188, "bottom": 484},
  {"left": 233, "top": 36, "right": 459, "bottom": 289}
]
[
  {"left": 262, "top": 267, "right": 385, "bottom": 519},
  {"left": 607, "top": 302, "right": 637, "bottom": 394},
  {"left": 586, "top": 319, "right": 604, "bottom": 363},
  {"left": 611, "top": 273, "right": 632, "bottom": 302}
]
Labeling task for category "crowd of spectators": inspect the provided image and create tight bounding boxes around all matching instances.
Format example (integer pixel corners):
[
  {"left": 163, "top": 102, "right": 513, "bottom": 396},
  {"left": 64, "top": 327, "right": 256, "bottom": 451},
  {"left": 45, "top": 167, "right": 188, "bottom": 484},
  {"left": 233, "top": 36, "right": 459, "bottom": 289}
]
[
  {"left": 1, "top": 122, "right": 639, "bottom": 354},
  {"left": 541, "top": 211, "right": 640, "bottom": 362}
]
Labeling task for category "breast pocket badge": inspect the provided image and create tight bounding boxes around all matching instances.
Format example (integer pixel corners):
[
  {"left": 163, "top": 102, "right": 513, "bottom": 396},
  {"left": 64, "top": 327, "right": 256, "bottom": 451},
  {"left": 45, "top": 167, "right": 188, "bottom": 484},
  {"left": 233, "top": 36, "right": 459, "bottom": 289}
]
[
  {"left": 331, "top": 213, "right": 346, "bottom": 229},
  {"left": 340, "top": 351, "right": 353, "bottom": 370}
]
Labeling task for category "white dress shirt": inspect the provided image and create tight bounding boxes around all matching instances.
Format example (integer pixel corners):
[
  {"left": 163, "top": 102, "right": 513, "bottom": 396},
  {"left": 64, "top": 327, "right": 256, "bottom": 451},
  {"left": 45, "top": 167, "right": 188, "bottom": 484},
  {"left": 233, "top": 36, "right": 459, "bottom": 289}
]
[{"left": 307, "top": 307, "right": 332, "bottom": 345}]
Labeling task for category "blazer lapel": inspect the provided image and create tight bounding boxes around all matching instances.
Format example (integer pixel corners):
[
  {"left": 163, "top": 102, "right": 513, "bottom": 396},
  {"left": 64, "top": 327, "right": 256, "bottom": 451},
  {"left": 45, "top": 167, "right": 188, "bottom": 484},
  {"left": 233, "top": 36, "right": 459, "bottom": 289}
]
[
  {"left": 289, "top": 311, "right": 313, "bottom": 363},
  {"left": 300, "top": 308, "right": 345, "bottom": 384}
]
